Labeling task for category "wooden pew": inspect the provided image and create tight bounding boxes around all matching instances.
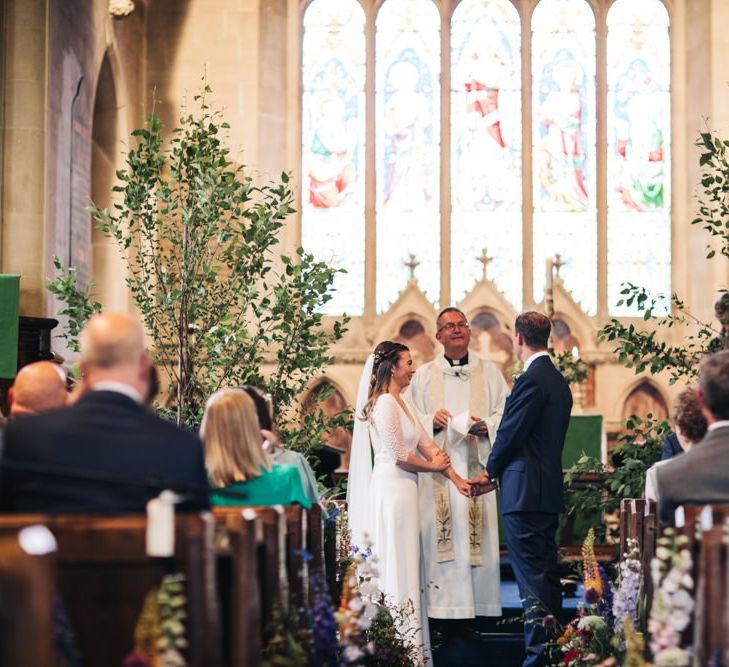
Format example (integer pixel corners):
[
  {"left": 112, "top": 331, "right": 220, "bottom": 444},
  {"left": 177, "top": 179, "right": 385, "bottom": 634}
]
[
  {"left": 0, "top": 513, "right": 222, "bottom": 667},
  {"left": 0, "top": 528, "right": 56, "bottom": 667},
  {"left": 212, "top": 508, "right": 262, "bottom": 667}
]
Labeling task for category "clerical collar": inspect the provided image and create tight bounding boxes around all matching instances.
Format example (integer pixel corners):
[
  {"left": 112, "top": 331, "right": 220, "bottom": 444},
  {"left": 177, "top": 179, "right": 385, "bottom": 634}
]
[{"left": 444, "top": 353, "right": 469, "bottom": 367}]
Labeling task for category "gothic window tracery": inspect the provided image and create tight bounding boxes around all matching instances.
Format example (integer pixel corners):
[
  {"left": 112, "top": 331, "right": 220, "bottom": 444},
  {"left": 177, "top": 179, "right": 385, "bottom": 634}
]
[{"left": 300, "top": 0, "right": 671, "bottom": 318}]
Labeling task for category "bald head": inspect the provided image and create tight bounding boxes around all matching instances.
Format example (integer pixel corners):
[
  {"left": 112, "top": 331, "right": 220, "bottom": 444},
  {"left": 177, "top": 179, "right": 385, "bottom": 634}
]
[
  {"left": 79, "top": 313, "right": 151, "bottom": 398},
  {"left": 9, "top": 362, "right": 68, "bottom": 419},
  {"left": 80, "top": 313, "right": 145, "bottom": 369}
]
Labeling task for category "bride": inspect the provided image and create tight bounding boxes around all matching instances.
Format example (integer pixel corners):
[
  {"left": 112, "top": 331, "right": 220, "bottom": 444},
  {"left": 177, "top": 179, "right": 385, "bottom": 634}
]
[{"left": 348, "top": 341, "right": 472, "bottom": 664}]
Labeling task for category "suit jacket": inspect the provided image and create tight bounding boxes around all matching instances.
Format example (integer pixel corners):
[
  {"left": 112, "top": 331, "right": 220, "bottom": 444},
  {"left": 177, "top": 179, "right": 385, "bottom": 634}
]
[
  {"left": 0, "top": 390, "right": 210, "bottom": 513},
  {"left": 661, "top": 432, "right": 683, "bottom": 461},
  {"left": 486, "top": 355, "right": 573, "bottom": 515},
  {"left": 656, "top": 425, "right": 729, "bottom": 525}
]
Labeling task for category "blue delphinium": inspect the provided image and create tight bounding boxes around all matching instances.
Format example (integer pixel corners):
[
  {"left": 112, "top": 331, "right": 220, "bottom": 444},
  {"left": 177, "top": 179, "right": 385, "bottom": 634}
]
[
  {"left": 310, "top": 575, "right": 339, "bottom": 666},
  {"left": 597, "top": 564, "right": 614, "bottom": 630}
]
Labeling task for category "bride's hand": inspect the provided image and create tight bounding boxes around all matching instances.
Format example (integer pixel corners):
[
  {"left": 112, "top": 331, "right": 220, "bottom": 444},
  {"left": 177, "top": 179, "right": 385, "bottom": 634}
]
[
  {"left": 431, "top": 449, "right": 451, "bottom": 471},
  {"left": 451, "top": 474, "right": 472, "bottom": 498}
]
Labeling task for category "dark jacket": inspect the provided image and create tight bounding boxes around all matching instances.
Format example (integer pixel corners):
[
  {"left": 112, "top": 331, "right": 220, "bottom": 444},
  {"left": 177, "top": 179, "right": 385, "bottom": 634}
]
[
  {"left": 656, "top": 425, "right": 729, "bottom": 525},
  {"left": 0, "top": 390, "right": 210, "bottom": 513},
  {"left": 486, "top": 355, "right": 573, "bottom": 515},
  {"left": 661, "top": 432, "right": 683, "bottom": 461}
]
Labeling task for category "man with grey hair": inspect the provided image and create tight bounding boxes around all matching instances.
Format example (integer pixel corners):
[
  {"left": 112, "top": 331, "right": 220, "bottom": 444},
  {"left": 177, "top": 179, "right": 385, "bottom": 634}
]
[
  {"left": 0, "top": 313, "right": 209, "bottom": 513},
  {"left": 657, "top": 350, "right": 729, "bottom": 525},
  {"left": 7, "top": 361, "right": 68, "bottom": 419},
  {"left": 407, "top": 306, "right": 509, "bottom": 620}
]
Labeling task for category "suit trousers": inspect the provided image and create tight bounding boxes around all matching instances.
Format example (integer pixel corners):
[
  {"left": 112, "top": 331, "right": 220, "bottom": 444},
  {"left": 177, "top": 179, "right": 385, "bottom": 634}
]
[{"left": 502, "top": 511, "right": 561, "bottom": 667}]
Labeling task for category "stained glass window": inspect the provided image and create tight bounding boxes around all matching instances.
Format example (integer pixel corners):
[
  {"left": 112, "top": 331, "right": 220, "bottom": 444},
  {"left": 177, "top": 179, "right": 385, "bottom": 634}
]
[
  {"left": 532, "top": 0, "right": 597, "bottom": 314},
  {"left": 451, "top": 0, "right": 522, "bottom": 308},
  {"left": 302, "top": 0, "right": 366, "bottom": 314},
  {"left": 607, "top": 0, "right": 670, "bottom": 315},
  {"left": 376, "top": 0, "right": 440, "bottom": 311}
]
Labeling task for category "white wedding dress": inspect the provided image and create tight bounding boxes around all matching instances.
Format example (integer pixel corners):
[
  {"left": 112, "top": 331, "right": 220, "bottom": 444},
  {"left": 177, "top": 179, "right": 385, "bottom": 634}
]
[{"left": 369, "top": 393, "right": 433, "bottom": 665}]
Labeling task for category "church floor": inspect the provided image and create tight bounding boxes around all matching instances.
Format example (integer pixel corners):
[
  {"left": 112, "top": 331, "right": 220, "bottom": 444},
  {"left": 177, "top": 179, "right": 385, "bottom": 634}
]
[{"left": 430, "top": 580, "right": 584, "bottom": 666}]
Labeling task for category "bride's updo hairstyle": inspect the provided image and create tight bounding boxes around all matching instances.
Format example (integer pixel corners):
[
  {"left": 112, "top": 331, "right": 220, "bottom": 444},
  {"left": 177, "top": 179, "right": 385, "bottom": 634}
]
[{"left": 360, "top": 340, "right": 409, "bottom": 420}]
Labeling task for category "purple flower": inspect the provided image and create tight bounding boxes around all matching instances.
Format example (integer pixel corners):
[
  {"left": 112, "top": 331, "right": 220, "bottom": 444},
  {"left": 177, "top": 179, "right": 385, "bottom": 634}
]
[
  {"left": 584, "top": 587, "right": 601, "bottom": 605},
  {"left": 542, "top": 614, "right": 557, "bottom": 630}
]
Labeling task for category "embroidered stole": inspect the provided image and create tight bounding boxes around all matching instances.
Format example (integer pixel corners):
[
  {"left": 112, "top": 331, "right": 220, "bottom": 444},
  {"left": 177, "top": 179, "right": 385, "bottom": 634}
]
[{"left": 430, "top": 357, "right": 488, "bottom": 566}]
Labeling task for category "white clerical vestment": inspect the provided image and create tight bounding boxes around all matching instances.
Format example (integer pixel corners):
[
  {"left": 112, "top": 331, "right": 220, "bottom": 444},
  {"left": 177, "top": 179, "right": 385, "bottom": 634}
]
[{"left": 407, "top": 354, "right": 508, "bottom": 618}]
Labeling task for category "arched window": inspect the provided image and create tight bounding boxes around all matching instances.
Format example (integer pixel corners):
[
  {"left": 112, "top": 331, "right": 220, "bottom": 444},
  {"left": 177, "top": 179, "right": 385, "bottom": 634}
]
[
  {"left": 607, "top": 0, "right": 671, "bottom": 315},
  {"left": 532, "top": 0, "right": 596, "bottom": 315},
  {"left": 299, "top": 0, "right": 672, "bottom": 318},
  {"left": 301, "top": 0, "right": 366, "bottom": 314},
  {"left": 376, "top": 0, "right": 441, "bottom": 310},
  {"left": 451, "top": 0, "right": 522, "bottom": 307}
]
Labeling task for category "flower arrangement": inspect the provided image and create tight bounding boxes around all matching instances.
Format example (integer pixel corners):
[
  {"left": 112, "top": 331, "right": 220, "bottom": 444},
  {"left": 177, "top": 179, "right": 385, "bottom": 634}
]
[
  {"left": 552, "top": 529, "right": 616, "bottom": 666},
  {"left": 123, "top": 574, "right": 188, "bottom": 667},
  {"left": 647, "top": 530, "right": 693, "bottom": 666},
  {"left": 612, "top": 538, "right": 642, "bottom": 638},
  {"left": 336, "top": 539, "right": 422, "bottom": 666}
]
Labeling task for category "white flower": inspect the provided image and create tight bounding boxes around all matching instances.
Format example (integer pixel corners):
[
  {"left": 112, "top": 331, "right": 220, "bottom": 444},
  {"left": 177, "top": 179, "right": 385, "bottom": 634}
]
[
  {"left": 356, "top": 615, "right": 373, "bottom": 631},
  {"left": 348, "top": 597, "right": 364, "bottom": 613},
  {"left": 366, "top": 641, "right": 375, "bottom": 654},
  {"left": 359, "top": 562, "right": 373, "bottom": 576},
  {"left": 656, "top": 546, "right": 671, "bottom": 560},
  {"left": 358, "top": 580, "right": 378, "bottom": 598},
  {"left": 654, "top": 648, "right": 690, "bottom": 667},
  {"left": 363, "top": 601, "right": 379, "bottom": 620},
  {"left": 577, "top": 615, "right": 606, "bottom": 633},
  {"left": 343, "top": 645, "right": 365, "bottom": 663}
]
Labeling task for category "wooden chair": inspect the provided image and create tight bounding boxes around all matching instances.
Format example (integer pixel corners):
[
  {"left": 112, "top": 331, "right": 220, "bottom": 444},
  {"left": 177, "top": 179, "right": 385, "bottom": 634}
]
[
  {"left": 0, "top": 529, "right": 56, "bottom": 667},
  {"left": 0, "top": 513, "right": 223, "bottom": 667}
]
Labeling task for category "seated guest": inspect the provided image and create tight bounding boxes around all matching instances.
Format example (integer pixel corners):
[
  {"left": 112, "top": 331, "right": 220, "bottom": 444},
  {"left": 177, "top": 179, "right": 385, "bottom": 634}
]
[
  {"left": 657, "top": 351, "right": 729, "bottom": 524},
  {"left": 660, "top": 431, "right": 683, "bottom": 461},
  {"left": 0, "top": 313, "right": 209, "bottom": 513},
  {"left": 645, "top": 386, "right": 708, "bottom": 501},
  {"left": 201, "top": 388, "right": 311, "bottom": 508},
  {"left": 241, "top": 384, "right": 320, "bottom": 507},
  {"left": 7, "top": 361, "right": 68, "bottom": 419}
]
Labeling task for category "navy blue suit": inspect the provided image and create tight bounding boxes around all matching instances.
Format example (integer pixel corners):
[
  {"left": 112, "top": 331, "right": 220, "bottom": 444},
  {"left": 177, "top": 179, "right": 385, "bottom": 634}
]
[
  {"left": 486, "top": 354, "right": 572, "bottom": 667},
  {"left": 660, "top": 432, "right": 683, "bottom": 461},
  {"left": 0, "top": 391, "right": 210, "bottom": 514}
]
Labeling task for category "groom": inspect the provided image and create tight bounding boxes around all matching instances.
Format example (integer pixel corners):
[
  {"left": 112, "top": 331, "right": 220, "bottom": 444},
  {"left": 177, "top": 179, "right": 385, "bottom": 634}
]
[{"left": 469, "top": 311, "right": 572, "bottom": 667}]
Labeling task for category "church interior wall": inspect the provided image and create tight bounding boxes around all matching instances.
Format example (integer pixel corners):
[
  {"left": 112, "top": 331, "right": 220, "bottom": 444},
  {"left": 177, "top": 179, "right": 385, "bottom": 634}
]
[{"left": 1, "top": 0, "right": 729, "bottom": 441}]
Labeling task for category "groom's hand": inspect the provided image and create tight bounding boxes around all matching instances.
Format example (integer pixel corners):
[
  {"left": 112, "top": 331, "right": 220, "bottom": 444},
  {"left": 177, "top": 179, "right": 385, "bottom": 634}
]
[{"left": 468, "top": 472, "right": 497, "bottom": 497}]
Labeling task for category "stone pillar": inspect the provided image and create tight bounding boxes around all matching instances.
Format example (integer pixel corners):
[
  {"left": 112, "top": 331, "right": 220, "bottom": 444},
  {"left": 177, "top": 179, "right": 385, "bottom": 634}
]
[{"left": 0, "top": 0, "right": 49, "bottom": 315}]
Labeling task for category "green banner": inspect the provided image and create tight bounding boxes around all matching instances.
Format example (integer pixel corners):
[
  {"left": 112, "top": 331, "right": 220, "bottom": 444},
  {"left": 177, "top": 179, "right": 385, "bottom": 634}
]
[
  {"left": 0, "top": 275, "right": 20, "bottom": 379},
  {"left": 563, "top": 414, "right": 603, "bottom": 467}
]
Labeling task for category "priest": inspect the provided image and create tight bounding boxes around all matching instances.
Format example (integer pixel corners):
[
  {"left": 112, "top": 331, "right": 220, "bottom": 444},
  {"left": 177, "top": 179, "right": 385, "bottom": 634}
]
[{"left": 407, "top": 307, "right": 509, "bottom": 618}]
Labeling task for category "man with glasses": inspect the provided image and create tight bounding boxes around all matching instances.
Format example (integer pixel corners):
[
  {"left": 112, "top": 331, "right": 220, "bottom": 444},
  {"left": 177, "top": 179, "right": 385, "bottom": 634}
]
[{"left": 407, "top": 307, "right": 509, "bottom": 620}]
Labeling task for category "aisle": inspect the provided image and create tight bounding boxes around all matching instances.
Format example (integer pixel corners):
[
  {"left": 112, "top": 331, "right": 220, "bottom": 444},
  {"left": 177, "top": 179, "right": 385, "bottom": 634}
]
[{"left": 430, "top": 575, "right": 584, "bottom": 666}]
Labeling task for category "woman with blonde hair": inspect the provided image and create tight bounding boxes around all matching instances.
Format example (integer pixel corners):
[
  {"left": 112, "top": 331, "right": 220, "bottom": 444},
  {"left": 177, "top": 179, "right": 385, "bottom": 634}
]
[{"left": 200, "top": 388, "right": 311, "bottom": 508}]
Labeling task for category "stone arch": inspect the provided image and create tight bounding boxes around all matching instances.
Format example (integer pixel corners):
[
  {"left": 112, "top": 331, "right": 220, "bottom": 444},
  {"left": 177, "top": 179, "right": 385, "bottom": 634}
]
[
  {"left": 302, "top": 378, "right": 352, "bottom": 481},
  {"left": 393, "top": 316, "right": 437, "bottom": 367},
  {"left": 620, "top": 379, "right": 670, "bottom": 422},
  {"left": 90, "top": 49, "right": 129, "bottom": 311},
  {"left": 468, "top": 308, "right": 515, "bottom": 384}
]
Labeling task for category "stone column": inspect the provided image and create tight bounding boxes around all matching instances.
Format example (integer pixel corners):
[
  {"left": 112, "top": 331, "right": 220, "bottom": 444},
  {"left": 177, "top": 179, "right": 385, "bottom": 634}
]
[{"left": 0, "top": 0, "right": 49, "bottom": 315}]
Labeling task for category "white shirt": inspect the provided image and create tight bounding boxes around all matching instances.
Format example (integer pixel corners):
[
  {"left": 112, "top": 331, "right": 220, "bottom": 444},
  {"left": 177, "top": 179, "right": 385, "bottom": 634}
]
[
  {"left": 91, "top": 381, "right": 143, "bottom": 405},
  {"left": 523, "top": 350, "right": 550, "bottom": 373},
  {"left": 708, "top": 421, "right": 729, "bottom": 432}
]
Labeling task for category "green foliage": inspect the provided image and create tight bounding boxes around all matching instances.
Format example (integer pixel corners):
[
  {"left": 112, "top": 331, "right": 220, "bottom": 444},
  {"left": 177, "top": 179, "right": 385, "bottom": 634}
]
[
  {"left": 74, "top": 85, "right": 349, "bottom": 431},
  {"left": 563, "top": 415, "right": 668, "bottom": 543},
  {"left": 599, "top": 129, "right": 729, "bottom": 385},
  {"left": 694, "top": 131, "right": 729, "bottom": 260},
  {"left": 46, "top": 256, "right": 102, "bottom": 353},
  {"left": 553, "top": 350, "right": 588, "bottom": 385},
  {"left": 260, "top": 604, "right": 311, "bottom": 667},
  {"left": 598, "top": 286, "right": 720, "bottom": 385}
]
